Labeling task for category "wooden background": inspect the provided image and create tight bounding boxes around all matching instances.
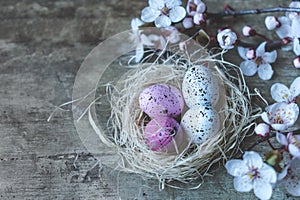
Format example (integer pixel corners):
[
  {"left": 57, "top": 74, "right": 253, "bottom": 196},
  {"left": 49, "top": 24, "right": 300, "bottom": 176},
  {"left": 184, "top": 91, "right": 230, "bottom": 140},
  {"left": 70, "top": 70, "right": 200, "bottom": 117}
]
[{"left": 1, "top": 0, "right": 300, "bottom": 199}]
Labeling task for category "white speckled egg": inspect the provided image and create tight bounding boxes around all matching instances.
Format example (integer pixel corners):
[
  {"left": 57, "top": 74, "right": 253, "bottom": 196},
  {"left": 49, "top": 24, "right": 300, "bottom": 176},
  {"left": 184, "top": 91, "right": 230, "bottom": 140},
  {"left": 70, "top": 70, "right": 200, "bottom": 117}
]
[
  {"left": 139, "top": 84, "right": 184, "bottom": 118},
  {"left": 182, "top": 65, "right": 220, "bottom": 108},
  {"left": 181, "top": 106, "right": 221, "bottom": 144}
]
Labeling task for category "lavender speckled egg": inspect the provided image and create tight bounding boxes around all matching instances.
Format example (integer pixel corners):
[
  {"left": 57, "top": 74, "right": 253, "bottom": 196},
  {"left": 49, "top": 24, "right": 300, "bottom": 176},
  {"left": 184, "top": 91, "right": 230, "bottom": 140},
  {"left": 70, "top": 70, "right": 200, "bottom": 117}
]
[
  {"left": 182, "top": 65, "right": 220, "bottom": 108},
  {"left": 139, "top": 84, "right": 184, "bottom": 118},
  {"left": 144, "top": 117, "right": 180, "bottom": 151},
  {"left": 181, "top": 106, "right": 220, "bottom": 145}
]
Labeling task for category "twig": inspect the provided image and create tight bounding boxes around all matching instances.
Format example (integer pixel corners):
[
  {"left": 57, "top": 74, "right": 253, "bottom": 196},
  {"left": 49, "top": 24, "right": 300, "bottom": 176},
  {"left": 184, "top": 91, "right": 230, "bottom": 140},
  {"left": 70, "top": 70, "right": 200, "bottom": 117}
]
[{"left": 207, "top": 7, "right": 300, "bottom": 18}]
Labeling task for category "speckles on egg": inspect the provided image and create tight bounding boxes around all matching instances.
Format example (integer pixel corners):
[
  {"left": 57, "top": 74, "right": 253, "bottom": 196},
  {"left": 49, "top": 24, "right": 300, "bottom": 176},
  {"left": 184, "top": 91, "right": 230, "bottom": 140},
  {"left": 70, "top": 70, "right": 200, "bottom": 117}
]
[
  {"left": 144, "top": 117, "right": 180, "bottom": 151},
  {"left": 139, "top": 84, "right": 184, "bottom": 118},
  {"left": 182, "top": 65, "right": 220, "bottom": 108},
  {"left": 181, "top": 106, "right": 221, "bottom": 144}
]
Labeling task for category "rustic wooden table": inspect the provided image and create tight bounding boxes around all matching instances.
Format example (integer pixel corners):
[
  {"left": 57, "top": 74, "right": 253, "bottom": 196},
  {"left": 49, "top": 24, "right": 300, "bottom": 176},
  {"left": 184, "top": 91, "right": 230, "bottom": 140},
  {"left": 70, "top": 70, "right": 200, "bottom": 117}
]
[{"left": 1, "top": 0, "right": 300, "bottom": 199}]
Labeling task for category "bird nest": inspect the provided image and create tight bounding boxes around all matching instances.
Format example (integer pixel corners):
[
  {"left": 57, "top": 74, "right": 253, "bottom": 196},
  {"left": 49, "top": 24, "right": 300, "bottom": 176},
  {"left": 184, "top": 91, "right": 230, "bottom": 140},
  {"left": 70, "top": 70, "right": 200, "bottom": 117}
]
[{"left": 91, "top": 49, "right": 256, "bottom": 189}]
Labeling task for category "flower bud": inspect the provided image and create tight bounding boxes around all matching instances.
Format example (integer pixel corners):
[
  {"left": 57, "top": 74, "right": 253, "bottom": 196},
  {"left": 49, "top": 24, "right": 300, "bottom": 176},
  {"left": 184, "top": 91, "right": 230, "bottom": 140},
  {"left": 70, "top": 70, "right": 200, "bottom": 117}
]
[
  {"left": 217, "top": 29, "right": 237, "bottom": 49},
  {"left": 254, "top": 123, "right": 270, "bottom": 137},
  {"left": 265, "top": 16, "right": 281, "bottom": 30},
  {"left": 293, "top": 56, "right": 300, "bottom": 68},
  {"left": 182, "top": 17, "right": 194, "bottom": 29},
  {"left": 242, "top": 25, "right": 256, "bottom": 37}
]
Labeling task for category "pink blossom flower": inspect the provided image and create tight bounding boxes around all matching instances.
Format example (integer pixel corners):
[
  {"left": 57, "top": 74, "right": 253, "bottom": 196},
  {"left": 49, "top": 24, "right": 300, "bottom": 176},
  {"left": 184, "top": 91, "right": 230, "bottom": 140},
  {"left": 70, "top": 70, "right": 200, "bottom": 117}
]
[
  {"left": 225, "top": 151, "right": 277, "bottom": 200},
  {"left": 261, "top": 102, "right": 299, "bottom": 131},
  {"left": 270, "top": 77, "right": 300, "bottom": 103},
  {"left": 217, "top": 29, "right": 237, "bottom": 49},
  {"left": 276, "top": 132, "right": 300, "bottom": 158},
  {"left": 238, "top": 42, "right": 277, "bottom": 80},
  {"left": 186, "top": 0, "right": 206, "bottom": 16},
  {"left": 141, "top": 0, "right": 186, "bottom": 28},
  {"left": 278, "top": 158, "right": 300, "bottom": 196},
  {"left": 254, "top": 123, "right": 270, "bottom": 137},
  {"left": 129, "top": 18, "right": 154, "bottom": 63}
]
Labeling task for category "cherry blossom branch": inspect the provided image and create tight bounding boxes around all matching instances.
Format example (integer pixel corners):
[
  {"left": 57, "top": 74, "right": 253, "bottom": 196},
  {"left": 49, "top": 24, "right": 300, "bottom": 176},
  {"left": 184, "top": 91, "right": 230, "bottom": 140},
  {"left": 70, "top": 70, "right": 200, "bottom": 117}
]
[
  {"left": 207, "top": 7, "right": 300, "bottom": 18},
  {"left": 237, "top": 39, "right": 290, "bottom": 51}
]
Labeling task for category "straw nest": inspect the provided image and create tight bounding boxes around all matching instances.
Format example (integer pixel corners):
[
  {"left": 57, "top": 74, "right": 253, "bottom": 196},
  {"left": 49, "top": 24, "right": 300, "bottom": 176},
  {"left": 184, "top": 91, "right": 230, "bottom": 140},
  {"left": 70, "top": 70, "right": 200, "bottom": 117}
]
[{"left": 97, "top": 52, "right": 256, "bottom": 189}]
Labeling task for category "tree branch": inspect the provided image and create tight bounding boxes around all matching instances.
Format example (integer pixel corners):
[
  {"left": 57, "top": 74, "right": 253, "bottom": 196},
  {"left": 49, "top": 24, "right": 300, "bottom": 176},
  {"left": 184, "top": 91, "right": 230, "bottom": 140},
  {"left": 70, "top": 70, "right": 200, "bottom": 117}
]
[{"left": 207, "top": 7, "right": 300, "bottom": 18}]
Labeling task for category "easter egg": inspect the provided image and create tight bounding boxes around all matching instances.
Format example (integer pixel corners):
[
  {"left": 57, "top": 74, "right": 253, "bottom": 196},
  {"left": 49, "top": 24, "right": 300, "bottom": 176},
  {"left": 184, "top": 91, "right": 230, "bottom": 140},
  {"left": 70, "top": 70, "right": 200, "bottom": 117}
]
[
  {"left": 139, "top": 84, "right": 184, "bottom": 118},
  {"left": 182, "top": 65, "right": 220, "bottom": 108},
  {"left": 180, "top": 105, "right": 221, "bottom": 144},
  {"left": 144, "top": 117, "right": 180, "bottom": 151}
]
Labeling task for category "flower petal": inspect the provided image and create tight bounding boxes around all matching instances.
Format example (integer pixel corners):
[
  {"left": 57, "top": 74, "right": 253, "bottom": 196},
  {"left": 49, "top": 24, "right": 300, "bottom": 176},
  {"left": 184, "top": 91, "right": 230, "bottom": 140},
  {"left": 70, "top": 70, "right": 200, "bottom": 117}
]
[
  {"left": 256, "top": 42, "right": 267, "bottom": 57},
  {"left": 258, "top": 63, "right": 273, "bottom": 80},
  {"left": 253, "top": 180, "right": 273, "bottom": 200},
  {"left": 270, "top": 83, "right": 290, "bottom": 102},
  {"left": 261, "top": 112, "right": 271, "bottom": 124},
  {"left": 276, "top": 24, "right": 292, "bottom": 39},
  {"left": 225, "top": 159, "right": 248, "bottom": 176},
  {"left": 182, "top": 17, "right": 194, "bottom": 29},
  {"left": 140, "top": 34, "right": 154, "bottom": 46},
  {"left": 240, "top": 60, "right": 257, "bottom": 76},
  {"left": 243, "top": 151, "right": 263, "bottom": 169},
  {"left": 154, "top": 15, "right": 172, "bottom": 28},
  {"left": 290, "top": 77, "right": 300, "bottom": 98},
  {"left": 149, "top": 0, "right": 165, "bottom": 10},
  {"left": 291, "top": 18, "right": 300, "bottom": 38},
  {"left": 262, "top": 50, "right": 277, "bottom": 63},
  {"left": 141, "top": 7, "right": 161, "bottom": 22},
  {"left": 293, "top": 37, "right": 300, "bottom": 56},
  {"left": 271, "top": 124, "right": 288, "bottom": 131},
  {"left": 233, "top": 175, "right": 253, "bottom": 192},
  {"left": 166, "top": 0, "right": 182, "bottom": 8},
  {"left": 289, "top": 144, "right": 300, "bottom": 158},
  {"left": 276, "top": 132, "right": 288, "bottom": 146},
  {"left": 169, "top": 6, "right": 186, "bottom": 23},
  {"left": 237, "top": 46, "right": 250, "bottom": 60},
  {"left": 260, "top": 163, "right": 277, "bottom": 183}
]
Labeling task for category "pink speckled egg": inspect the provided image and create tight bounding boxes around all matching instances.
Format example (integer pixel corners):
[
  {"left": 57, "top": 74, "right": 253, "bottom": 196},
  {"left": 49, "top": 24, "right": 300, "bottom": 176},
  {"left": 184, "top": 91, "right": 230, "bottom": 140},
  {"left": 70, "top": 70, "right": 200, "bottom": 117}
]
[
  {"left": 139, "top": 84, "right": 184, "bottom": 118},
  {"left": 144, "top": 117, "right": 180, "bottom": 151}
]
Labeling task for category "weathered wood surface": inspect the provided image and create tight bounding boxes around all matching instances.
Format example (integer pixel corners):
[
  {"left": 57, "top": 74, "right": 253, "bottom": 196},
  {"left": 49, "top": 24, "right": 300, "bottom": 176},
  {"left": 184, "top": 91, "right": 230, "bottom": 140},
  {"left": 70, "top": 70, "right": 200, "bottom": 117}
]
[{"left": 1, "top": 0, "right": 300, "bottom": 199}]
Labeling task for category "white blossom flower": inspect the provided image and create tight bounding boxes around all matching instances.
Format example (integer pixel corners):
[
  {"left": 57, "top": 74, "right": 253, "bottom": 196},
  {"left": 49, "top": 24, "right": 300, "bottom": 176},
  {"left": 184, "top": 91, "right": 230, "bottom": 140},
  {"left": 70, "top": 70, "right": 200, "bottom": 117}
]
[
  {"left": 254, "top": 123, "right": 270, "bottom": 137},
  {"left": 293, "top": 56, "right": 300, "bottom": 68},
  {"left": 276, "top": 132, "right": 300, "bottom": 158},
  {"left": 238, "top": 42, "right": 277, "bottom": 80},
  {"left": 141, "top": 0, "right": 186, "bottom": 28},
  {"left": 129, "top": 18, "right": 154, "bottom": 63},
  {"left": 278, "top": 158, "right": 300, "bottom": 196},
  {"left": 217, "top": 29, "right": 237, "bottom": 49},
  {"left": 225, "top": 151, "right": 277, "bottom": 200},
  {"left": 270, "top": 77, "right": 300, "bottom": 103},
  {"left": 186, "top": 0, "right": 206, "bottom": 16},
  {"left": 261, "top": 102, "right": 299, "bottom": 131}
]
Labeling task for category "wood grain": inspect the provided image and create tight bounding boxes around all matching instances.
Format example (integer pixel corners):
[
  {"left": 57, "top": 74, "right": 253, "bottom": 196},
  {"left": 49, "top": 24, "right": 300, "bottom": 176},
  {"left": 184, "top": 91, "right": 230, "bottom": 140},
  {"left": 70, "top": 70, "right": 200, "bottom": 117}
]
[{"left": 0, "top": 0, "right": 299, "bottom": 199}]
